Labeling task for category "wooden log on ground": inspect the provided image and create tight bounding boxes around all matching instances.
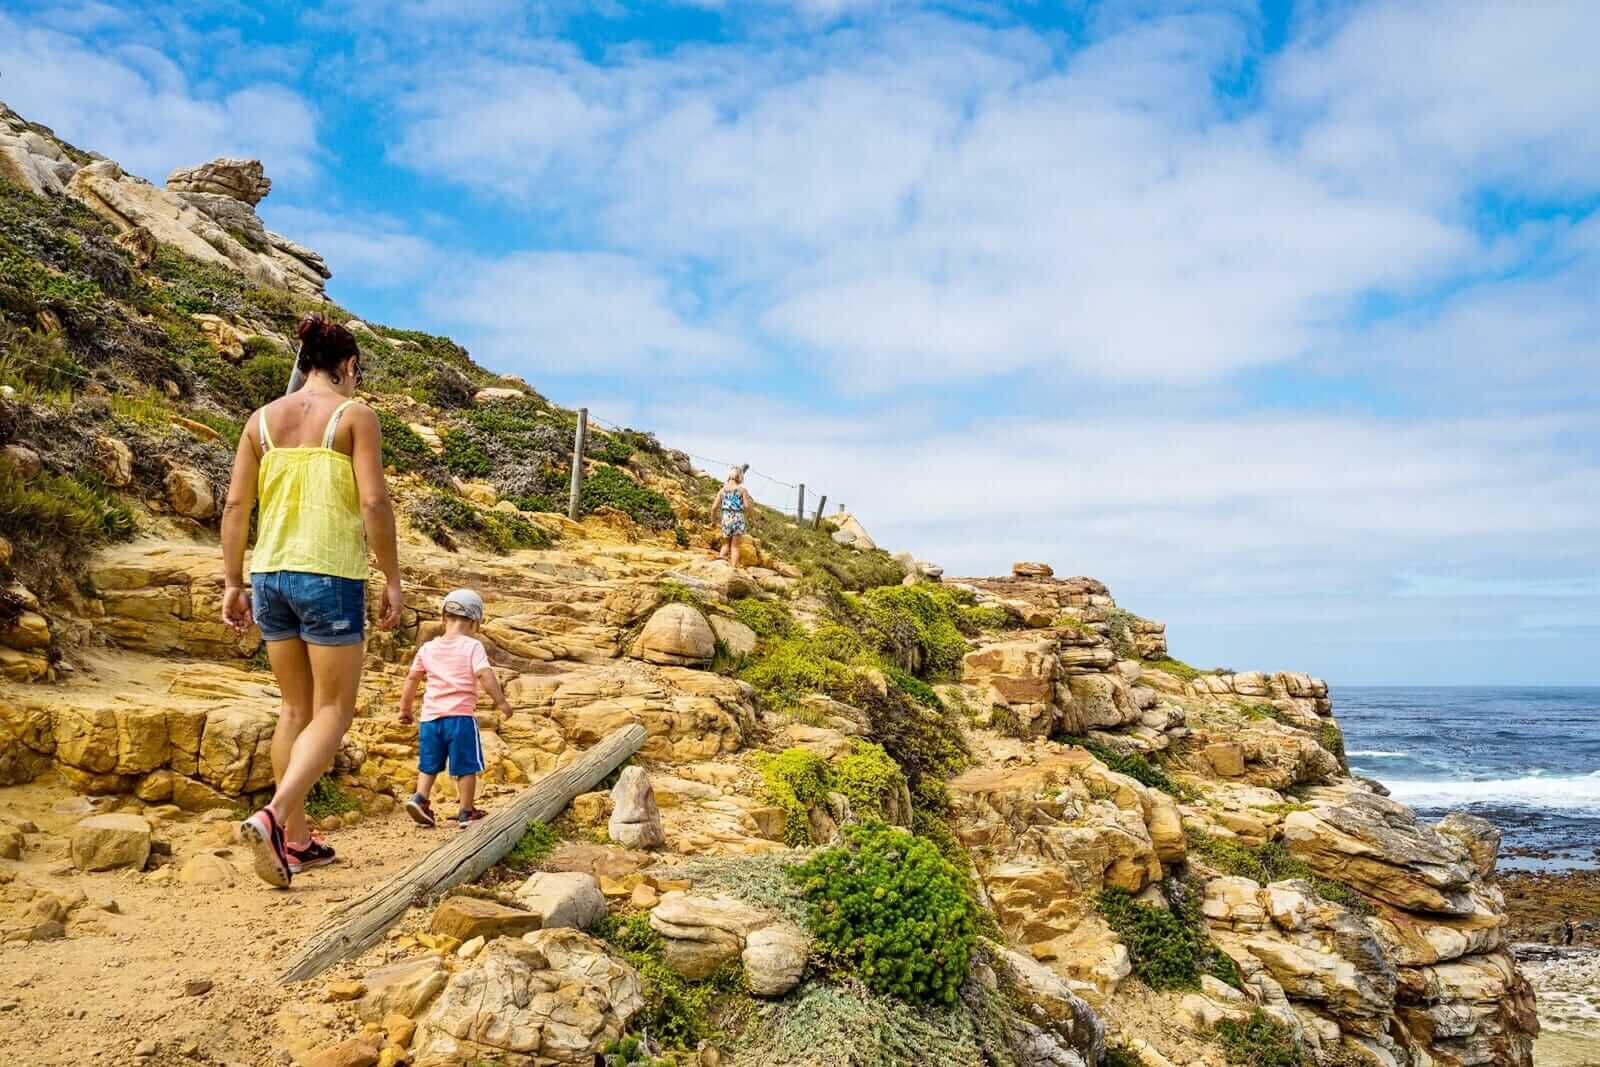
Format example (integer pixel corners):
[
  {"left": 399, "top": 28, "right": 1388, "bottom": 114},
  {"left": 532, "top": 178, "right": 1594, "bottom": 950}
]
[{"left": 279, "top": 723, "right": 647, "bottom": 983}]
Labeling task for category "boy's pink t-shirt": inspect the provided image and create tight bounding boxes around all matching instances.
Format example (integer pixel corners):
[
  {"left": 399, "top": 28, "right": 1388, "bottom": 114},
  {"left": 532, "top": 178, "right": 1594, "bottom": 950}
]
[{"left": 408, "top": 635, "right": 490, "bottom": 720}]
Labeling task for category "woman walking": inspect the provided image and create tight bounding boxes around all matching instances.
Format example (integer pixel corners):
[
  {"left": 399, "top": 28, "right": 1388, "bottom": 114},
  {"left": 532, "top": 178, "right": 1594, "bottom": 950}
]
[
  {"left": 710, "top": 466, "right": 754, "bottom": 566},
  {"left": 220, "top": 314, "right": 403, "bottom": 887}
]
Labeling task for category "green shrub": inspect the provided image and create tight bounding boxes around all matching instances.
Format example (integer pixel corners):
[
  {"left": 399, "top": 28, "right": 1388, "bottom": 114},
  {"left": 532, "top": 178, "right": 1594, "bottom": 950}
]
[
  {"left": 1212, "top": 1010, "right": 1310, "bottom": 1067},
  {"left": 750, "top": 505, "right": 906, "bottom": 592},
  {"left": 480, "top": 510, "right": 552, "bottom": 552},
  {"left": 1097, "top": 883, "right": 1240, "bottom": 991},
  {"left": 376, "top": 410, "right": 430, "bottom": 472},
  {"left": 597, "top": 434, "right": 635, "bottom": 465},
  {"left": 792, "top": 820, "right": 976, "bottom": 1005},
  {"left": 1064, "top": 735, "right": 1192, "bottom": 799},
  {"left": 1318, "top": 722, "right": 1346, "bottom": 764},
  {"left": 239, "top": 351, "right": 294, "bottom": 409},
  {"left": 579, "top": 464, "right": 676, "bottom": 529},
  {"left": 592, "top": 910, "right": 741, "bottom": 1051},
  {"left": 1142, "top": 656, "right": 1204, "bottom": 682},
  {"left": 833, "top": 742, "right": 904, "bottom": 821},
  {"left": 304, "top": 776, "right": 359, "bottom": 819},
  {"left": 758, "top": 747, "right": 834, "bottom": 847},
  {"left": 738, "top": 630, "right": 857, "bottom": 713},
  {"left": 505, "top": 821, "right": 559, "bottom": 868},
  {"left": 440, "top": 429, "right": 491, "bottom": 477},
  {"left": 1105, "top": 1049, "right": 1145, "bottom": 1067},
  {"left": 731, "top": 597, "right": 794, "bottom": 639},
  {"left": 851, "top": 677, "right": 968, "bottom": 791},
  {"left": 884, "top": 666, "right": 940, "bottom": 709},
  {"left": 0, "top": 462, "right": 134, "bottom": 550}
]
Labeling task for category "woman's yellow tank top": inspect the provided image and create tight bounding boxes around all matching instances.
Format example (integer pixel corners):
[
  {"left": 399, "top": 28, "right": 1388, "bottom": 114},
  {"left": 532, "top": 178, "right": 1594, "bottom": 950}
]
[{"left": 248, "top": 398, "right": 369, "bottom": 580}]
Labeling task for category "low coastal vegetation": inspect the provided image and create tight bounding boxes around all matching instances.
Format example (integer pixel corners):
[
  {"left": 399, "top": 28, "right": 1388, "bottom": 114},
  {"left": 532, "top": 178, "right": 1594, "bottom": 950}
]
[
  {"left": 1185, "top": 828, "right": 1372, "bottom": 915},
  {"left": 1097, "top": 880, "right": 1243, "bottom": 992}
]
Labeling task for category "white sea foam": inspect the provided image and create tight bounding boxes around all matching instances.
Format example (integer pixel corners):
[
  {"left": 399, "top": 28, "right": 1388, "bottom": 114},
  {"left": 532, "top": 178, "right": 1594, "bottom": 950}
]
[
  {"left": 1380, "top": 771, "right": 1600, "bottom": 812},
  {"left": 1347, "top": 749, "right": 1409, "bottom": 758}
]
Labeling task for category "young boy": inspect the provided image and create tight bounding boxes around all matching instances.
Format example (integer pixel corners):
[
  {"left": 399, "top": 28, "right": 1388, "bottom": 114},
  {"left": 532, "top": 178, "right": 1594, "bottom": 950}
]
[{"left": 399, "top": 588, "right": 513, "bottom": 828}]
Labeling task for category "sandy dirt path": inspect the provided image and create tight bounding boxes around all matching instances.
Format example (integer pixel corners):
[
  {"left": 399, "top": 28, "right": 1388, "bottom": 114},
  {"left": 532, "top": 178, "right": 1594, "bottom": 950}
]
[{"left": 1, "top": 779, "right": 514, "bottom": 1067}]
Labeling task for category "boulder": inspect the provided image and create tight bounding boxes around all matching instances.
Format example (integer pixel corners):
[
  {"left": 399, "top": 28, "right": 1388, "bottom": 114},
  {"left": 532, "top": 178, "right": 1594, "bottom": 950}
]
[
  {"left": 742, "top": 923, "right": 808, "bottom": 997},
  {"left": 649, "top": 892, "right": 772, "bottom": 980},
  {"left": 1013, "top": 561, "right": 1054, "bottom": 578},
  {"left": 164, "top": 467, "right": 216, "bottom": 520},
  {"left": 514, "top": 872, "right": 606, "bottom": 931},
  {"left": 633, "top": 604, "right": 716, "bottom": 667},
  {"left": 92, "top": 436, "right": 134, "bottom": 487},
  {"left": 608, "top": 767, "right": 666, "bottom": 849},
  {"left": 412, "top": 931, "right": 642, "bottom": 1064},
  {"left": 1, "top": 444, "right": 40, "bottom": 480},
  {"left": 708, "top": 616, "right": 757, "bottom": 659},
  {"left": 70, "top": 813, "right": 152, "bottom": 871},
  {"left": 178, "top": 854, "right": 236, "bottom": 886},
  {"left": 988, "top": 942, "right": 1105, "bottom": 1065},
  {"left": 357, "top": 957, "right": 449, "bottom": 1023},
  {"left": 430, "top": 896, "right": 542, "bottom": 942},
  {"left": 1284, "top": 792, "right": 1477, "bottom": 915},
  {"left": 829, "top": 512, "right": 878, "bottom": 551},
  {"left": 306, "top": 1038, "right": 380, "bottom": 1067},
  {"left": 472, "top": 387, "right": 524, "bottom": 404}
]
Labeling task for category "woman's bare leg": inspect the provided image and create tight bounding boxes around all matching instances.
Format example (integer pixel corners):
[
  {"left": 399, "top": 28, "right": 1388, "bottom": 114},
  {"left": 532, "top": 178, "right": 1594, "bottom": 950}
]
[
  {"left": 270, "top": 642, "right": 364, "bottom": 822},
  {"left": 266, "top": 638, "right": 315, "bottom": 844}
]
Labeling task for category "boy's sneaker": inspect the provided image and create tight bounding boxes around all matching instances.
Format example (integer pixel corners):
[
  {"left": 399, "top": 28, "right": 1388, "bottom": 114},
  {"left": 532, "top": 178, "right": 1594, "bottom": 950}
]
[
  {"left": 457, "top": 807, "right": 488, "bottom": 827},
  {"left": 404, "top": 794, "right": 437, "bottom": 828},
  {"left": 286, "top": 835, "right": 336, "bottom": 874},
  {"left": 238, "top": 807, "right": 292, "bottom": 888}
]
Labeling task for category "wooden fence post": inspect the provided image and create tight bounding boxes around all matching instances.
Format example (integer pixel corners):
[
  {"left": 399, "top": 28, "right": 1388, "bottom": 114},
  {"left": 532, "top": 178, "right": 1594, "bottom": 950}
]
[
  {"left": 797, "top": 483, "right": 805, "bottom": 523},
  {"left": 813, "top": 494, "right": 828, "bottom": 529},
  {"left": 567, "top": 407, "right": 588, "bottom": 521}
]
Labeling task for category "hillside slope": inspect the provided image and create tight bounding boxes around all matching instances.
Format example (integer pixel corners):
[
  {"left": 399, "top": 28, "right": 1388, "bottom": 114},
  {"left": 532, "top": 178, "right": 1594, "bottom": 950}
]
[{"left": 0, "top": 102, "right": 1538, "bottom": 1067}]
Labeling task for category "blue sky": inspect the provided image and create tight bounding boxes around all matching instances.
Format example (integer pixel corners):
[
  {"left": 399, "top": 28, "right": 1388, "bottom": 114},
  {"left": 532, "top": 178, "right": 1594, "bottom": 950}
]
[{"left": 4, "top": 0, "right": 1599, "bottom": 685}]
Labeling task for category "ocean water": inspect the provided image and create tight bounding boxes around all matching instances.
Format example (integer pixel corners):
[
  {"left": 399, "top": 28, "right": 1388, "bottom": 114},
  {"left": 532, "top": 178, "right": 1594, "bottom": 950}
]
[{"left": 1334, "top": 687, "right": 1600, "bottom": 870}]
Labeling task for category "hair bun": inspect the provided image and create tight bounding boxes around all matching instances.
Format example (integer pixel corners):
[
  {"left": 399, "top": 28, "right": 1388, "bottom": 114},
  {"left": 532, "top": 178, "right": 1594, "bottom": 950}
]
[{"left": 297, "top": 313, "right": 325, "bottom": 342}]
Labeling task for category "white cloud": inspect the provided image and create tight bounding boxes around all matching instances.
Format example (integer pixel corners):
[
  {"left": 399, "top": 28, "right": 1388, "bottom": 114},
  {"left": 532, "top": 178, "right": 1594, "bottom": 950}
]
[
  {"left": 258, "top": 205, "right": 439, "bottom": 289},
  {"left": 0, "top": 14, "right": 319, "bottom": 183},
  {"left": 421, "top": 252, "right": 745, "bottom": 374}
]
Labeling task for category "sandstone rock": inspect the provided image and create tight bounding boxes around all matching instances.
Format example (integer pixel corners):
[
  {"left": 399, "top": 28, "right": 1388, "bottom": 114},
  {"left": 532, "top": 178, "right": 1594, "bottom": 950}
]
[
  {"left": 134, "top": 769, "right": 174, "bottom": 803},
  {"left": 514, "top": 872, "right": 606, "bottom": 931},
  {"left": 1204, "top": 742, "right": 1246, "bottom": 778},
  {"left": 1065, "top": 673, "right": 1137, "bottom": 730},
  {"left": 172, "top": 775, "right": 234, "bottom": 812},
  {"left": 92, "top": 436, "right": 134, "bottom": 487},
  {"left": 0, "top": 824, "right": 22, "bottom": 860},
  {"left": 70, "top": 813, "right": 152, "bottom": 871},
  {"left": 608, "top": 767, "right": 666, "bottom": 849},
  {"left": 829, "top": 512, "right": 878, "bottom": 551},
  {"left": 742, "top": 923, "right": 808, "bottom": 996},
  {"left": 306, "top": 1037, "right": 380, "bottom": 1067},
  {"left": 413, "top": 931, "right": 642, "bottom": 1064},
  {"left": 1435, "top": 812, "right": 1500, "bottom": 879},
  {"left": 1013, "top": 561, "right": 1054, "bottom": 578},
  {"left": 1284, "top": 793, "right": 1476, "bottom": 915},
  {"left": 0, "top": 609, "right": 49, "bottom": 651},
  {"left": 1, "top": 444, "right": 40, "bottom": 480},
  {"left": 472, "top": 387, "right": 524, "bottom": 403},
  {"left": 650, "top": 891, "right": 771, "bottom": 980},
  {"left": 357, "top": 957, "right": 449, "bottom": 1023},
  {"left": 164, "top": 467, "right": 216, "bottom": 520},
  {"left": 963, "top": 639, "right": 1059, "bottom": 737},
  {"left": 178, "top": 854, "right": 235, "bottom": 886},
  {"left": 988, "top": 943, "right": 1105, "bottom": 1064},
  {"left": 633, "top": 604, "right": 716, "bottom": 667},
  {"left": 708, "top": 615, "right": 757, "bottom": 659},
  {"left": 430, "top": 896, "right": 542, "bottom": 943},
  {"left": 192, "top": 313, "right": 247, "bottom": 363},
  {"left": 166, "top": 158, "right": 270, "bottom": 204},
  {"left": 570, "top": 791, "right": 611, "bottom": 827}
]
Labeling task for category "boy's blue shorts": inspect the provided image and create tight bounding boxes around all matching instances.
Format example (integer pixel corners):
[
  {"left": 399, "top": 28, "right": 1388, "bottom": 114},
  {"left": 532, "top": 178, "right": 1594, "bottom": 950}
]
[{"left": 418, "top": 716, "right": 485, "bottom": 777}]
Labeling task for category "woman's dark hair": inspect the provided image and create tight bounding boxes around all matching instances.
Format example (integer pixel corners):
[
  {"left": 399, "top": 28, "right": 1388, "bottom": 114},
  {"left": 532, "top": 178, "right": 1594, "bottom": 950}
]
[{"left": 296, "top": 313, "right": 360, "bottom": 383}]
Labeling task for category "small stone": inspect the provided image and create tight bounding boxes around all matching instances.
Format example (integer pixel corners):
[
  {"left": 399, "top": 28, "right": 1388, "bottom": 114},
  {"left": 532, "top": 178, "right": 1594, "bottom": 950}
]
[
  {"left": 164, "top": 466, "right": 216, "bottom": 520},
  {"left": 306, "top": 1037, "right": 380, "bottom": 1067},
  {"left": 569, "top": 791, "right": 611, "bottom": 827},
  {"left": 382, "top": 1012, "right": 416, "bottom": 1048},
  {"left": 742, "top": 923, "right": 808, "bottom": 997},
  {"left": 181, "top": 977, "right": 213, "bottom": 997},
  {"left": 324, "top": 980, "right": 366, "bottom": 1002},
  {"left": 1, "top": 444, "right": 41, "bottom": 481},
  {"left": 321, "top": 816, "right": 343, "bottom": 832},
  {"left": 1012, "top": 561, "right": 1053, "bottom": 578},
  {"left": 456, "top": 935, "right": 486, "bottom": 959},
  {"left": 514, "top": 871, "right": 606, "bottom": 931},
  {"left": 630, "top": 883, "right": 660, "bottom": 910},
  {"left": 178, "top": 854, "right": 235, "bottom": 886},
  {"left": 134, "top": 1039, "right": 158, "bottom": 1057}
]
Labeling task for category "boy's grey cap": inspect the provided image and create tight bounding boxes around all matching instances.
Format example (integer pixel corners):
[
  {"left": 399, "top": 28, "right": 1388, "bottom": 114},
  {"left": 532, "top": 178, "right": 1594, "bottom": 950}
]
[{"left": 441, "top": 588, "right": 485, "bottom": 622}]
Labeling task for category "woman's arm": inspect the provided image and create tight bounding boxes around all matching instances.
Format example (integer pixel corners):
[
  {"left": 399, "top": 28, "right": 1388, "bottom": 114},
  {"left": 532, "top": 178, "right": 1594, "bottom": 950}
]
[
  {"left": 709, "top": 488, "right": 725, "bottom": 523},
  {"left": 220, "top": 411, "right": 262, "bottom": 632},
  {"left": 347, "top": 404, "right": 403, "bottom": 629}
]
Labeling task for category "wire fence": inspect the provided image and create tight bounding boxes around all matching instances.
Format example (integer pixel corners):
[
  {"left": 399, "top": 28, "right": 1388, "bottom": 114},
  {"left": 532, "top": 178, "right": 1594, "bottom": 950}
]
[{"left": 581, "top": 407, "right": 842, "bottom": 526}]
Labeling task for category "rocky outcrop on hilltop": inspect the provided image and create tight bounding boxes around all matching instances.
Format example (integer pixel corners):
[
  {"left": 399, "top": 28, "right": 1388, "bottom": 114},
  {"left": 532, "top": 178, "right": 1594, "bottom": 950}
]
[{"left": 1, "top": 99, "right": 328, "bottom": 295}]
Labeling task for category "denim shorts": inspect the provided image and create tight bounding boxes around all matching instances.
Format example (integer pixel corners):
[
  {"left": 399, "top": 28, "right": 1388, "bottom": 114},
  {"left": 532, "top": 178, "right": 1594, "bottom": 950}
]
[
  {"left": 418, "top": 716, "right": 485, "bottom": 777},
  {"left": 251, "top": 571, "right": 366, "bottom": 646}
]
